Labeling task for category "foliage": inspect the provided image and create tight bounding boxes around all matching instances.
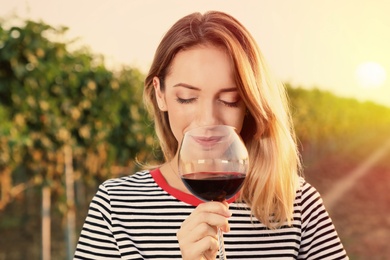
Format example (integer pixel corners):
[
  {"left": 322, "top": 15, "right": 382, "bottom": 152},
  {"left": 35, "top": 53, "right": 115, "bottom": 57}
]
[
  {"left": 286, "top": 84, "right": 390, "bottom": 157},
  {"left": 0, "top": 19, "right": 157, "bottom": 210}
]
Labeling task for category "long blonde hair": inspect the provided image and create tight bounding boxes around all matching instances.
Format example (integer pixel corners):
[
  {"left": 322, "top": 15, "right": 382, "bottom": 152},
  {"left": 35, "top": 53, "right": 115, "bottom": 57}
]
[{"left": 144, "top": 11, "right": 301, "bottom": 228}]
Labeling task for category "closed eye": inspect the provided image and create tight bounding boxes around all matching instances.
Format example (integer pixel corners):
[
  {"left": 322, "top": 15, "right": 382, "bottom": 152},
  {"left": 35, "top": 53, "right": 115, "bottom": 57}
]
[
  {"left": 219, "top": 99, "right": 240, "bottom": 107},
  {"left": 218, "top": 90, "right": 241, "bottom": 108},
  {"left": 176, "top": 97, "right": 197, "bottom": 104}
]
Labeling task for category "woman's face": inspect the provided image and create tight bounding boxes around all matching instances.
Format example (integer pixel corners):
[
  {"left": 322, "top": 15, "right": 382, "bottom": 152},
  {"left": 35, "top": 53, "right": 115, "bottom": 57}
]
[{"left": 154, "top": 44, "right": 247, "bottom": 145}]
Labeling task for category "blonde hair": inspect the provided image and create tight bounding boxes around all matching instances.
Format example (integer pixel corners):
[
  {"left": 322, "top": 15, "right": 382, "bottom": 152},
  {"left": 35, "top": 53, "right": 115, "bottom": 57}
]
[{"left": 144, "top": 11, "right": 301, "bottom": 228}]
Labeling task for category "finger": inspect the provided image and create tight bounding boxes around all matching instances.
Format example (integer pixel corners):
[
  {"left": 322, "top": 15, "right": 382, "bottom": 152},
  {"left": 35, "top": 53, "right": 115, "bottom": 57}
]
[
  {"left": 181, "top": 201, "right": 231, "bottom": 231},
  {"left": 181, "top": 210, "right": 230, "bottom": 234},
  {"left": 201, "top": 236, "right": 219, "bottom": 260},
  {"left": 190, "top": 222, "right": 218, "bottom": 241},
  {"left": 196, "top": 235, "right": 219, "bottom": 260},
  {"left": 196, "top": 201, "right": 232, "bottom": 218},
  {"left": 177, "top": 222, "right": 216, "bottom": 248},
  {"left": 179, "top": 232, "right": 218, "bottom": 260}
]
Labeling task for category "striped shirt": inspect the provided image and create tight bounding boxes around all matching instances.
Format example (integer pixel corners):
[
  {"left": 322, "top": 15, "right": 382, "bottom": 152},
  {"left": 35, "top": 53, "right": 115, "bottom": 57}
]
[{"left": 74, "top": 169, "right": 348, "bottom": 259}]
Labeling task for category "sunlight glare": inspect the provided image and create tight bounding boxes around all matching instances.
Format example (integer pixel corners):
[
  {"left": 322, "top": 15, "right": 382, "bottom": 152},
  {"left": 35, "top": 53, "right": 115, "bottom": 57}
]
[{"left": 355, "top": 62, "right": 387, "bottom": 89}]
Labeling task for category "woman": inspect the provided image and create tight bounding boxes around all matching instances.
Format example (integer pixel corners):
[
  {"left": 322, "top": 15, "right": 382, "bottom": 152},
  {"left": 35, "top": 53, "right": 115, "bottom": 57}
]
[{"left": 75, "top": 11, "right": 348, "bottom": 259}]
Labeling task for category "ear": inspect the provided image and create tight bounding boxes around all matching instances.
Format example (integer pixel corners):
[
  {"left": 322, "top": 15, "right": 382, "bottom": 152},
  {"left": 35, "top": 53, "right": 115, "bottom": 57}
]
[{"left": 153, "top": 77, "right": 168, "bottom": 111}]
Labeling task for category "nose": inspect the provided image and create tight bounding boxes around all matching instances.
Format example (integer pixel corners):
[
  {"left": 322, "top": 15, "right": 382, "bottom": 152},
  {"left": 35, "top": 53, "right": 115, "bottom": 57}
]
[{"left": 195, "top": 100, "right": 220, "bottom": 127}]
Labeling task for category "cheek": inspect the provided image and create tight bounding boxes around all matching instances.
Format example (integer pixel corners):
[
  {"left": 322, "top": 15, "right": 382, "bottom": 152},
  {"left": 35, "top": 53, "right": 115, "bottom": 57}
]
[
  {"left": 166, "top": 108, "right": 190, "bottom": 143},
  {"left": 223, "top": 109, "right": 246, "bottom": 132}
]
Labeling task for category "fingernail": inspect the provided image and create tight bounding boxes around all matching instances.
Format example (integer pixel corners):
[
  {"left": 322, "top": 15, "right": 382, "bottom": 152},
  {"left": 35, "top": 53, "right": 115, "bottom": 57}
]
[
  {"left": 226, "top": 210, "right": 232, "bottom": 217},
  {"left": 223, "top": 201, "right": 232, "bottom": 217},
  {"left": 225, "top": 224, "right": 231, "bottom": 232}
]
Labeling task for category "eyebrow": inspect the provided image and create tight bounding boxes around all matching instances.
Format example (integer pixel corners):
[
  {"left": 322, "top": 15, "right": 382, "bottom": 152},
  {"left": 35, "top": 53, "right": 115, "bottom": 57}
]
[{"left": 172, "top": 83, "right": 238, "bottom": 93}]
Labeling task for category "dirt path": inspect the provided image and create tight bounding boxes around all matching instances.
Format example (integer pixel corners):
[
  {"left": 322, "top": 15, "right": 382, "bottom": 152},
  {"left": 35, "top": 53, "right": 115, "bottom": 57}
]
[{"left": 322, "top": 137, "right": 390, "bottom": 211}]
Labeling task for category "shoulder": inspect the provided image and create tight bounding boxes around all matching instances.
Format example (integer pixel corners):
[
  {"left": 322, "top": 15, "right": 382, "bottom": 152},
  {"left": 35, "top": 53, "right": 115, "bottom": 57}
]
[
  {"left": 295, "top": 177, "right": 332, "bottom": 226},
  {"left": 294, "top": 177, "right": 329, "bottom": 220},
  {"left": 92, "top": 170, "right": 160, "bottom": 200},
  {"left": 101, "top": 170, "right": 155, "bottom": 189},
  {"left": 90, "top": 170, "right": 162, "bottom": 209},
  {"left": 296, "top": 177, "right": 323, "bottom": 205},
  {"left": 104, "top": 170, "right": 153, "bottom": 184}
]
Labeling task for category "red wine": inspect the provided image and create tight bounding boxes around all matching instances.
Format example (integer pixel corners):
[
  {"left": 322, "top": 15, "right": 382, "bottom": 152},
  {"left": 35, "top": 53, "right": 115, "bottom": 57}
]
[{"left": 181, "top": 172, "right": 246, "bottom": 202}]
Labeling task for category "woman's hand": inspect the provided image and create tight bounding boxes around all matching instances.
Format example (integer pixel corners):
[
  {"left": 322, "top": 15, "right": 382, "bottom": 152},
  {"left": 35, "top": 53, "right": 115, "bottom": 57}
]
[{"left": 177, "top": 201, "right": 232, "bottom": 260}]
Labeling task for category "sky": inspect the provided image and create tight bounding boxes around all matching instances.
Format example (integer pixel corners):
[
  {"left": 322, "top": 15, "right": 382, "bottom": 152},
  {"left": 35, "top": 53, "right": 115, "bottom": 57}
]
[{"left": 1, "top": 0, "right": 390, "bottom": 107}]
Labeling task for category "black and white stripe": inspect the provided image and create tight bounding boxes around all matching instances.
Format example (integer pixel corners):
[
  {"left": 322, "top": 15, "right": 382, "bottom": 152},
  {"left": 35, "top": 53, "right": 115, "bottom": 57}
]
[{"left": 74, "top": 171, "right": 348, "bottom": 259}]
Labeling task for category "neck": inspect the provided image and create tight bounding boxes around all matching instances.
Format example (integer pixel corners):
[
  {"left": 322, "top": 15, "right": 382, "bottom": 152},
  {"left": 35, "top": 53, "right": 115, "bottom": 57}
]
[{"left": 159, "top": 157, "right": 189, "bottom": 193}]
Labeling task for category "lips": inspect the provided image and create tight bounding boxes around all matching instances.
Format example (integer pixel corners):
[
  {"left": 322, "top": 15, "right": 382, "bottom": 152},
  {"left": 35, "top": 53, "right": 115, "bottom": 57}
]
[{"left": 192, "top": 136, "right": 223, "bottom": 147}]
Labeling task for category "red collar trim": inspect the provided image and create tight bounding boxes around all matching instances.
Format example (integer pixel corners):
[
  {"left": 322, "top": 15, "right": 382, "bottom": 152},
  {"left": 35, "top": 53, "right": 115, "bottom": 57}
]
[{"left": 150, "top": 168, "right": 239, "bottom": 206}]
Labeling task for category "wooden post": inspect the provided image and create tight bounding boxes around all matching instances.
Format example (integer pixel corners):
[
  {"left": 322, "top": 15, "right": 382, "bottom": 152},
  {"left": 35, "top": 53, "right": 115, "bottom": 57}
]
[
  {"left": 41, "top": 185, "right": 51, "bottom": 260},
  {"left": 64, "top": 145, "right": 76, "bottom": 260}
]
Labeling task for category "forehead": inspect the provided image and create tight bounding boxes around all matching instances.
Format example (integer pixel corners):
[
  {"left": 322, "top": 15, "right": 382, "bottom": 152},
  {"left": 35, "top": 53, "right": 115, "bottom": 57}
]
[{"left": 167, "top": 44, "right": 234, "bottom": 82}]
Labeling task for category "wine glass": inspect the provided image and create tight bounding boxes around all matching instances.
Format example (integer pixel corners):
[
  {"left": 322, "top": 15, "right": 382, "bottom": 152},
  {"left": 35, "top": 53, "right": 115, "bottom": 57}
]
[{"left": 178, "top": 125, "right": 249, "bottom": 260}]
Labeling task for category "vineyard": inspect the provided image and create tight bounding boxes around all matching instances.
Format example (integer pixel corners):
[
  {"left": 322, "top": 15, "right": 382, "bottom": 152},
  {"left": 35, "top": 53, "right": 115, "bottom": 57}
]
[{"left": 1, "top": 18, "right": 390, "bottom": 259}]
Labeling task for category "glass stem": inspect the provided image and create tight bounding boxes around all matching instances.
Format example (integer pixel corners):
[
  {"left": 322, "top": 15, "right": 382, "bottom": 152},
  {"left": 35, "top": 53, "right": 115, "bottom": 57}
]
[{"left": 218, "top": 227, "right": 226, "bottom": 260}]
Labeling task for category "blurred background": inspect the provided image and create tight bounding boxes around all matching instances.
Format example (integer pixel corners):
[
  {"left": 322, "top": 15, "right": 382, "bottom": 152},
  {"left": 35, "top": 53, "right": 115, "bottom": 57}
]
[{"left": 0, "top": 0, "right": 389, "bottom": 259}]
